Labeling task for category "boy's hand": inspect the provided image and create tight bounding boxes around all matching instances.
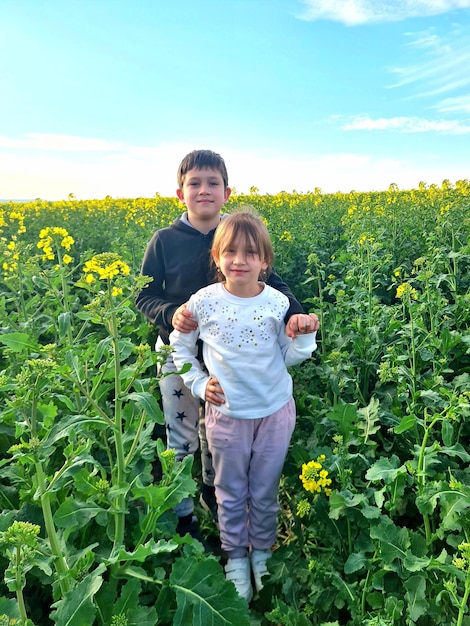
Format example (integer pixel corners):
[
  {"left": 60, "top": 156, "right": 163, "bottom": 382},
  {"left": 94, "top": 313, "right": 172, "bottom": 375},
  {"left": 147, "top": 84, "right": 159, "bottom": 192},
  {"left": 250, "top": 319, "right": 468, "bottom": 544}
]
[
  {"left": 205, "top": 377, "right": 225, "bottom": 406},
  {"left": 172, "top": 303, "right": 198, "bottom": 332},
  {"left": 286, "top": 313, "right": 319, "bottom": 338}
]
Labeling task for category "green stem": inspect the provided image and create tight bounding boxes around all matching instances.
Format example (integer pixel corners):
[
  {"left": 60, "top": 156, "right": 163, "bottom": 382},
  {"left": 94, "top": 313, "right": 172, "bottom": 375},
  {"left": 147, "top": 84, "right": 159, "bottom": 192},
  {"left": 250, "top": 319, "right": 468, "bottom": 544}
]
[
  {"left": 125, "top": 410, "right": 146, "bottom": 467},
  {"left": 108, "top": 295, "right": 126, "bottom": 556},
  {"left": 450, "top": 230, "right": 458, "bottom": 297},
  {"left": 17, "top": 262, "right": 28, "bottom": 324},
  {"left": 15, "top": 546, "right": 28, "bottom": 624},
  {"left": 316, "top": 271, "right": 326, "bottom": 357},
  {"left": 367, "top": 247, "right": 373, "bottom": 322},
  {"left": 35, "top": 461, "right": 70, "bottom": 595},
  {"left": 346, "top": 518, "right": 352, "bottom": 555},
  {"left": 135, "top": 510, "right": 158, "bottom": 549},
  {"left": 57, "top": 250, "right": 83, "bottom": 411},
  {"left": 57, "top": 249, "right": 74, "bottom": 347},
  {"left": 31, "top": 388, "right": 37, "bottom": 438},
  {"left": 64, "top": 375, "right": 116, "bottom": 428},
  {"left": 408, "top": 302, "right": 417, "bottom": 399},
  {"left": 360, "top": 567, "right": 372, "bottom": 620},
  {"left": 457, "top": 573, "right": 470, "bottom": 626},
  {"left": 417, "top": 415, "right": 440, "bottom": 546}
]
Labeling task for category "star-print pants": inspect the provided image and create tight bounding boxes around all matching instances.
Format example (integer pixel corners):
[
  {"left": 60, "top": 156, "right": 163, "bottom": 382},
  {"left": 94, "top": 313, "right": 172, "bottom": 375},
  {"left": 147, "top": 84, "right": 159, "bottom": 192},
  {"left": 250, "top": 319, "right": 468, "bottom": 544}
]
[{"left": 157, "top": 338, "right": 215, "bottom": 517}]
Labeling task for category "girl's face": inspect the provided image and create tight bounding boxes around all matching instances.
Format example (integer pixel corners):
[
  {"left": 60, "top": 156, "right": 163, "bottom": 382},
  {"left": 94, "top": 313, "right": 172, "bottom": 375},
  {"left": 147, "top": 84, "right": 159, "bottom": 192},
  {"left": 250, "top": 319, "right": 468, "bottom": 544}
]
[{"left": 216, "top": 234, "right": 268, "bottom": 298}]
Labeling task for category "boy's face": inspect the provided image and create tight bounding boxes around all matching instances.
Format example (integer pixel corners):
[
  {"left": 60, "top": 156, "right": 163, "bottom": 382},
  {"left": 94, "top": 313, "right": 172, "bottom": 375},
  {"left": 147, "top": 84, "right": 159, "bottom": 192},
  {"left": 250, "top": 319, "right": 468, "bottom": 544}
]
[{"left": 176, "top": 167, "right": 231, "bottom": 225}]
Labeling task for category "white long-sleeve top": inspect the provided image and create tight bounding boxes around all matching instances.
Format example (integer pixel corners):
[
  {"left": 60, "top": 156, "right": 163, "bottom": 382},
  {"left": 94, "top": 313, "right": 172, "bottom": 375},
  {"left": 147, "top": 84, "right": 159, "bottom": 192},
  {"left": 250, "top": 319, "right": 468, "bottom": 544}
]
[{"left": 169, "top": 282, "right": 317, "bottom": 419}]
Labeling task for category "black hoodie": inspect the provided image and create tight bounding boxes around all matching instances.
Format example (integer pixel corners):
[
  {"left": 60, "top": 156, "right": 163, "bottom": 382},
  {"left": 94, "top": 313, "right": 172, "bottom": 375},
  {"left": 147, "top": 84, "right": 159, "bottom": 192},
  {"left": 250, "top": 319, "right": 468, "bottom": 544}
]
[{"left": 135, "top": 215, "right": 304, "bottom": 346}]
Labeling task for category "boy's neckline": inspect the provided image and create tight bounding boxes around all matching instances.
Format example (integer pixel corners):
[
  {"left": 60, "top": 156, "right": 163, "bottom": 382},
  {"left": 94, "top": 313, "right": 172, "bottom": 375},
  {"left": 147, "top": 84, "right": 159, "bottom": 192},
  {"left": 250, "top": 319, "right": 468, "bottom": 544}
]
[{"left": 184, "top": 211, "right": 221, "bottom": 234}]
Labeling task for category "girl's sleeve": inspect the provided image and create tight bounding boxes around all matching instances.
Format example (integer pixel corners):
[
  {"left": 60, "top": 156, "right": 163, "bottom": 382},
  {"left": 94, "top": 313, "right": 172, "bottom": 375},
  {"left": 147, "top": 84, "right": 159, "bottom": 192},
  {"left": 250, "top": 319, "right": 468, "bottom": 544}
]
[
  {"left": 278, "top": 326, "right": 318, "bottom": 367},
  {"left": 169, "top": 304, "right": 211, "bottom": 400}
]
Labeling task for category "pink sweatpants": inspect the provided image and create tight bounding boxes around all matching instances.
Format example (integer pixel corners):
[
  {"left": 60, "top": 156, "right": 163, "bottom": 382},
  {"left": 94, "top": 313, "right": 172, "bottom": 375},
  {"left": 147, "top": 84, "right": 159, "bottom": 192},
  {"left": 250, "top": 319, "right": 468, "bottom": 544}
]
[{"left": 205, "top": 398, "right": 296, "bottom": 556}]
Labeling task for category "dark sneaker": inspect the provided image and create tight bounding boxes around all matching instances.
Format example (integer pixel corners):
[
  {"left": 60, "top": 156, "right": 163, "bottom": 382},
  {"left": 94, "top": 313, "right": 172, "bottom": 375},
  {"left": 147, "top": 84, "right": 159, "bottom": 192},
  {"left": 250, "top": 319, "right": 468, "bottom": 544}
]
[
  {"left": 199, "top": 484, "right": 218, "bottom": 524},
  {"left": 176, "top": 514, "right": 204, "bottom": 542}
]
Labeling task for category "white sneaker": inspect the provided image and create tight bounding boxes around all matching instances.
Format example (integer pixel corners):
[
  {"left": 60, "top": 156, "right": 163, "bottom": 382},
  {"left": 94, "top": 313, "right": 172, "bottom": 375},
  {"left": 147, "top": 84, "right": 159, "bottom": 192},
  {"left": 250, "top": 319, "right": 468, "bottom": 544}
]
[
  {"left": 224, "top": 557, "right": 253, "bottom": 603},
  {"left": 250, "top": 549, "right": 271, "bottom": 592}
]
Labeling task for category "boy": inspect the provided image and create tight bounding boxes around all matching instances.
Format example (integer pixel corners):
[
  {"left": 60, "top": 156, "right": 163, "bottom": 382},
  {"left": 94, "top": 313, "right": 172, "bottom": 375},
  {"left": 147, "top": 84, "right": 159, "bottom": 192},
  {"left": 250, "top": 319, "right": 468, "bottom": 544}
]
[{"left": 135, "top": 149, "right": 318, "bottom": 537}]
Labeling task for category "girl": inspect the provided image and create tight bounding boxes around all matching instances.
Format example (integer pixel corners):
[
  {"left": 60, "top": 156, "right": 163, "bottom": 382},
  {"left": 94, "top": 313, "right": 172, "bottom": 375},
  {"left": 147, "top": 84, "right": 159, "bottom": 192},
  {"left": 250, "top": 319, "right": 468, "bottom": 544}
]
[{"left": 170, "top": 210, "right": 317, "bottom": 602}]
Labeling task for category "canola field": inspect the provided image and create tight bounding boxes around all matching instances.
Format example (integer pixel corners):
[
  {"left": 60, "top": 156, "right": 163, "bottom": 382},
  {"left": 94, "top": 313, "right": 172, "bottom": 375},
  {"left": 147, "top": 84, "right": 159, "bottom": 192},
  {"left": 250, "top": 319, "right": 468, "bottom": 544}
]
[{"left": 0, "top": 181, "right": 469, "bottom": 625}]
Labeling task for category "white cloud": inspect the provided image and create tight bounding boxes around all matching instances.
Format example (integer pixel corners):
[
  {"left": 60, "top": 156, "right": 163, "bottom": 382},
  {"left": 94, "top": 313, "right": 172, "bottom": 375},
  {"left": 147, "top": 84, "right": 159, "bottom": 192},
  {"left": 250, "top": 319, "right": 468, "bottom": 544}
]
[
  {"left": 389, "top": 30, "right": 470, "bottom": 98},
  {"left": 0, "top": 133, "right": 125, "bottom": 152},
  {"left": 341, "top": 114, "right": 470, "bottom": 133},
  {"left": 298, "top": 0, "right": 470, "bottom": 25},
  {"left": 1, "top": 135, "right": 468, "bottom": 200},
  {"left": 0, "top": 138, "right": 191, "bottom": 200},
  {"left": 437, "top": 95, "right": 470, "bottom": 112}
]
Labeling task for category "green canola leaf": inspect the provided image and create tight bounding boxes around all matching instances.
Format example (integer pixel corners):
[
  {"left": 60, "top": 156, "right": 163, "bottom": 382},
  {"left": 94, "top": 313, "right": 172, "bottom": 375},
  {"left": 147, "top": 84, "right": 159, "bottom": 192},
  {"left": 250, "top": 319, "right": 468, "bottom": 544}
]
[
  {"left": 50, "top": 566, "right": 104, "bottom": 626},
  {"left": 58, "top": 312, "right": 72, "bottom": 339},
  {"left": 416, "top": 481, "right": 470, "bottom": 532},
  {"left": 404, "top": 574, "right": 429, "bottom": 622},
  {"left": 356, "top": 396, "right": 380, "bottom": 443},
  {"left": 105, "top": 538, "right": 180, "bottom": 564},
  {"left": 125, "top": 391, "right": 164, "bottom": 424},
  {"left": 132, "top": 459, "right": 196, "bottom": 512},
  {"left": 0, "top": 332, "right": 38, "bottom": 352},
  {"left": 328, "top": 490, "right": 368, "bottom": 520},
  {"left": 440, "top": 443, "right": 470, "bottom": 462},
  {"left": 0, "top": 596, "right": 20, "bottom": 619},
  {"left": 170, "top": 556, "right": 250, "bottom": 626},
  {"left": 403, "top": 553, "right": 431, "bottom": 572},
  {"left": 439, "top": 489, "right": 470, "bottom": 533},
  {"left": 344, "top": 551, "right": 369, "bottom": 574},
  {"left": 394, "top": 414, "right": 416, "bottom": 434},
  {"left": 54, "top": 497, "right": 105, "bottom": 529},
  {"left": 365, "top": 455, "right": 406, "bottom": 484},
  {"left": 111, "top": 578, "right": 158, "bottom": 625},
  {"left": 126, "top": 606, "right": 158, "bottom": 626},
  {"left": 325, "top": 401, "right": 359, "bottom": 440},
  {"left": 370, "top": 517, "right": 410, "bottom": 566}
]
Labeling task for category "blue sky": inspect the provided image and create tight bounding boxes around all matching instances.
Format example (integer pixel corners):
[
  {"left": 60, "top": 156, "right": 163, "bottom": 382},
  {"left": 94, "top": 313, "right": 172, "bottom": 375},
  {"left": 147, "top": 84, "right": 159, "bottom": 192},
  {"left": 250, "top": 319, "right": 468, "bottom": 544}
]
[{"left": 1, "top": 0, "right": 470, "bottom": 200}]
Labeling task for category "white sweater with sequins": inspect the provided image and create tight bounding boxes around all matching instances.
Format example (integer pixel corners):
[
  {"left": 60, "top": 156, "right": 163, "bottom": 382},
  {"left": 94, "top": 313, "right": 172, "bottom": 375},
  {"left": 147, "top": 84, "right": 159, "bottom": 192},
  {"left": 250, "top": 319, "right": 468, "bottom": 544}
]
[{"left": 170, "top": 282, "right": 317, "bottom": 419}]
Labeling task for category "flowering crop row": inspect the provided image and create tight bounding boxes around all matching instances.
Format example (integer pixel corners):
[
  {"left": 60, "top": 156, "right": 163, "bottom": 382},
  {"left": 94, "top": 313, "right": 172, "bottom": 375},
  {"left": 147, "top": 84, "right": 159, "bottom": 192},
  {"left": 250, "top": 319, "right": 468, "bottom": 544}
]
[{"left": 0, "top": 179, "right": 469, "bottom": 625}]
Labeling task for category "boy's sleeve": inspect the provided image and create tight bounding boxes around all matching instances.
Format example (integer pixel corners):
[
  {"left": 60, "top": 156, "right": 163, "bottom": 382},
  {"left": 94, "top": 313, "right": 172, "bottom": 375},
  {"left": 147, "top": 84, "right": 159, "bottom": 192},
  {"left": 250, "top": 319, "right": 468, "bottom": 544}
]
[
  {"left": 135, "top": 233, "right": 178, "bottom": 331},
  {"left": 266, "top": 269, "right": 305, "bottom": 320}
]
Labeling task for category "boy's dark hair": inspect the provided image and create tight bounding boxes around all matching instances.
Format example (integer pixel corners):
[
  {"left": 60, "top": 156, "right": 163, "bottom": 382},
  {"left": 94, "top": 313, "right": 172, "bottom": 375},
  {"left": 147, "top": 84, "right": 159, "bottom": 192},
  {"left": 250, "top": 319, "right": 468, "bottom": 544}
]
[{"left": 177, "top": 149, "right": 229, "bottom": 189}]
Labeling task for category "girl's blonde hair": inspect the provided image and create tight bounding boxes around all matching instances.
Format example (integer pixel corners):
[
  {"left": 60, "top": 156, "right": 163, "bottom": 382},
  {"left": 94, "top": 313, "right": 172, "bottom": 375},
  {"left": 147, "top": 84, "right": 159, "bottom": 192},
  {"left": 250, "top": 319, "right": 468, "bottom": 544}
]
[{"left": 211, "top": 209, "right": 274, "bottom": 281}]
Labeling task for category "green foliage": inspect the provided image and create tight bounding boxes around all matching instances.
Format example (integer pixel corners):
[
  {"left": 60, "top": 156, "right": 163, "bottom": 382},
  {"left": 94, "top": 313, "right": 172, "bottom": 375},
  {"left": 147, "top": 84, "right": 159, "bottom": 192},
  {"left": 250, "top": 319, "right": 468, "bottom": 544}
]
[{"left": 1, "top": 180, "right": 469, "bottom": 624}]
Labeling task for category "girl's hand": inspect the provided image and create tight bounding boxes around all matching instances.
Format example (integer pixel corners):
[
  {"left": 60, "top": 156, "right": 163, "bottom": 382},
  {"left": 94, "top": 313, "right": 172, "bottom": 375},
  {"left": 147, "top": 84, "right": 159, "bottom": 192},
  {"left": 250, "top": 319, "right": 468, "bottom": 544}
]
[
  {"left": 286, "top": 313, "right": 320, "bottom": 338},
  {"left": 205, "top": 377, "right": 225, "bottom": 406}
]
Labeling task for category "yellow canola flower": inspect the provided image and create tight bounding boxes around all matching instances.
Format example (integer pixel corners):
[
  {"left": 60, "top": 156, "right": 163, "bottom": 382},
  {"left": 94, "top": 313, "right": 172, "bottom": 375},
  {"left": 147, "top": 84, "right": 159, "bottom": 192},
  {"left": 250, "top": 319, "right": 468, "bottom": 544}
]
[
  {"left": 299, "top": 456, "right": 332, "bottom": 495},
  {"left": 37, "top": 227, "right": 75, "bottom": 261},
  {"left": 396, "top": 282, "right": 419, "bottom": 300},
  {"left": 83, "top": 252, "right": 130, "bottom": 281},
  {"left": 359, "top": 234, "right": 375, "bottom": 245}
]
